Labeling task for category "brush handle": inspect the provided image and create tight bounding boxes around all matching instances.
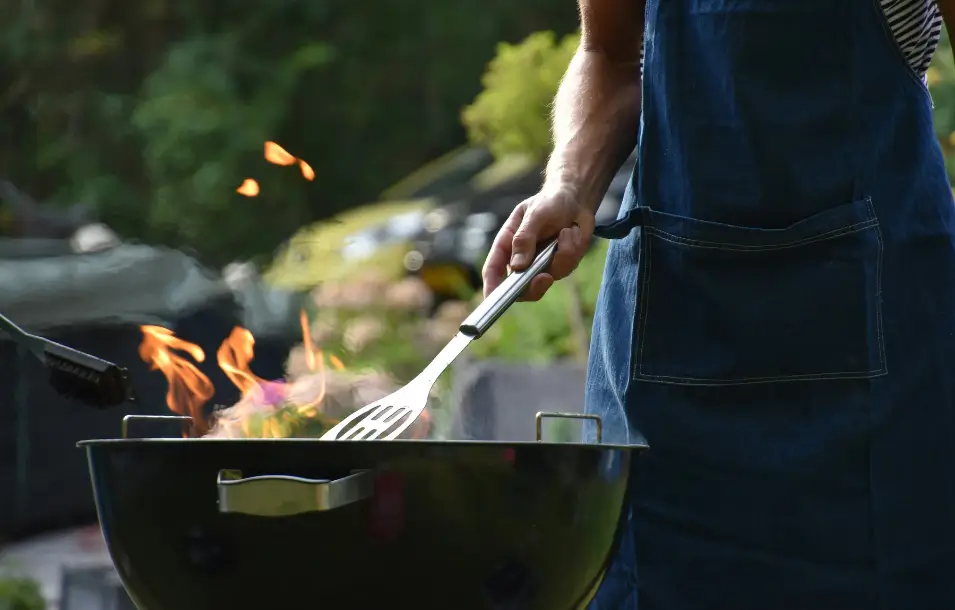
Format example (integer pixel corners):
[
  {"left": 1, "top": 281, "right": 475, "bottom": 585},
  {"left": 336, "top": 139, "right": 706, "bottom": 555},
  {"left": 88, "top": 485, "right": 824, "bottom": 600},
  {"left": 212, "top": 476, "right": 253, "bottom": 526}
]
[
  {"left": 0, "top": 311, "right": 45, "bottom": 360},
  {"left": 0, "top": 311, "right": 110, "bottom": 367},
  {"left": 459, "top": 238, "right": 558, "bottom": 338},
  {"left": 0, "top": 311, "right": 31, "bottom": 341}
]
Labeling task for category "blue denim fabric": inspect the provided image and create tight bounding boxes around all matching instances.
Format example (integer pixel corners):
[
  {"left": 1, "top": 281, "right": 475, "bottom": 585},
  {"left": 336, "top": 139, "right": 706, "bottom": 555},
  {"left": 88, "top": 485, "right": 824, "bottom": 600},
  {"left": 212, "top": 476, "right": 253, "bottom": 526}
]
[{"left": 584, "top": 0, "right": 955, "bottom": 608}]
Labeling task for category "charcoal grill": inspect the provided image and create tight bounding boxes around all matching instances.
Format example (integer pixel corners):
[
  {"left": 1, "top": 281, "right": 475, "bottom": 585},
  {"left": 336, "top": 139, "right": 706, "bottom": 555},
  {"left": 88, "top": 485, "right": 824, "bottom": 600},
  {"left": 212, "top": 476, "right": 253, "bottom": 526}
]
[{"left": 79, "top": 412, "right": 645, "bottom": 610}]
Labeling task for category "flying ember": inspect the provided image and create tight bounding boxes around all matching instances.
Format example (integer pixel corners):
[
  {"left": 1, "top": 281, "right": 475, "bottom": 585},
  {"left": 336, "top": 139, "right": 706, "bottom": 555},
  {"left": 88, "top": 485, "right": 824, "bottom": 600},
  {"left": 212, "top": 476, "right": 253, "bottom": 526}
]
[
  {"left": 236, "top": 179, "right": 259, "bottom": 197},
  {"left": 236, "top": 141, "right": 315, "bottom": 196}
]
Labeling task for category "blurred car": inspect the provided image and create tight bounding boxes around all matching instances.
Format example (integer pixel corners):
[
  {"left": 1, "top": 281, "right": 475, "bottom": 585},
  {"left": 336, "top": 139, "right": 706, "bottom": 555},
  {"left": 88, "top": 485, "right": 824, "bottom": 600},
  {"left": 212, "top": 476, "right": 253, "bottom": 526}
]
[
  {"left": 381, "top": 146, "right": 495, "bottom": 202},
  {"left": 403, "top": 196, "right": 520, "bottom": 298},
  {"left": 405, "top": 150, "right": 638, "bottom": 299},
  {"left": 263, "top": 199, "right": 433, "bottom": 291}
]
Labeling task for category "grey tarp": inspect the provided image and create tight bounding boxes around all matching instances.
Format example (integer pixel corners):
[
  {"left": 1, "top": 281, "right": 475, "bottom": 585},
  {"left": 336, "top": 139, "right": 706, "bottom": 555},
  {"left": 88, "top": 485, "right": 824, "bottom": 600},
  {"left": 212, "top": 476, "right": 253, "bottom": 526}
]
[
  {"left": 0, "top": 240, "right": 234, "bottom": 330},
  {"left": 0, "top": 241, "right": 297, "bottom": 543},
  {"left": 222, "top": 261, "right": 306, "bottom": 340}
]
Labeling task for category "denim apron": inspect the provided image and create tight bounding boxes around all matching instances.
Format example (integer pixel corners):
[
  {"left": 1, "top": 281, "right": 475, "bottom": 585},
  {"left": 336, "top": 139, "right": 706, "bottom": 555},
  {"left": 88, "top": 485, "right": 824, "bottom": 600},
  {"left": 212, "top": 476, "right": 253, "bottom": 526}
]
[{"left": 583, "top": 0, "right": 955, "bottom": 608}]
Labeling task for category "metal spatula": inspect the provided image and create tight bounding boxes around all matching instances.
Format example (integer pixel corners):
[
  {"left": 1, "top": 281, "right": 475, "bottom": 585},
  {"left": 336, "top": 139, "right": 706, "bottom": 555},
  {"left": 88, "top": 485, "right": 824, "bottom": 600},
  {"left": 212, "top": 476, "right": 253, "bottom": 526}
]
[{"left": 321, "top": 238, "right": 559, "bottom": 441}]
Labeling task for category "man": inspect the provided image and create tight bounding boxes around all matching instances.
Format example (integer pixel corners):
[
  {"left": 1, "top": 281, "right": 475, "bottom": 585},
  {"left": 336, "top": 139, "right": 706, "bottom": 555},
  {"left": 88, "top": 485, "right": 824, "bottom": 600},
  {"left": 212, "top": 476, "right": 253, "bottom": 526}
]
[{"left": 482, "top": 1, "right": 955, "bottom": 608}]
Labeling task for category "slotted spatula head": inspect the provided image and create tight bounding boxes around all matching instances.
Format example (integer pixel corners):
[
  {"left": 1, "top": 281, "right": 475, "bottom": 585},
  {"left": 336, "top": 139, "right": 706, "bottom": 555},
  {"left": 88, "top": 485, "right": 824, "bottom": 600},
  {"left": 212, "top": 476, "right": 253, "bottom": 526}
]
[
  {"left": 321, "top": 238, "right": 559, "bottom": 442},
  {"left": 321, "top": 385, "right": 426, "bottom": 441}
]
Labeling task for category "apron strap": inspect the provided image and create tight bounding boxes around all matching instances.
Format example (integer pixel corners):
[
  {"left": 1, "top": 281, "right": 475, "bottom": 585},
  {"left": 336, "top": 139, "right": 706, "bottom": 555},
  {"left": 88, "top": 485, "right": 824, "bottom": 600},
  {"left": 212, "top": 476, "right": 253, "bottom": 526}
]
[
  {"left": 593, "top": 156, "right": 643, "bottom": 240},
  {"left": 593, "top": 208, "right": 646, "bottom": 240}
]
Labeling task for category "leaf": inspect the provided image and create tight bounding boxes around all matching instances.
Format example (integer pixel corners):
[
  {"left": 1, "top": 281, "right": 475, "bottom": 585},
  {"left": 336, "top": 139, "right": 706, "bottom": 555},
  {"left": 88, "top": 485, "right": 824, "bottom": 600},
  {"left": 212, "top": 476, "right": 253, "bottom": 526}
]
[{"left": 462, "top": 30, "right": 580, "bottom": 162}]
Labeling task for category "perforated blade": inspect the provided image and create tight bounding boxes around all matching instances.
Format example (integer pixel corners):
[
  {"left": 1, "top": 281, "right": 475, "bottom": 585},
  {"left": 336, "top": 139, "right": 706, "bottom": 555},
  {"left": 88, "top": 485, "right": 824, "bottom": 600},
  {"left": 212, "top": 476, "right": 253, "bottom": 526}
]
[{"left": 321, "top": 333, "right": 472, "bottom": 440}]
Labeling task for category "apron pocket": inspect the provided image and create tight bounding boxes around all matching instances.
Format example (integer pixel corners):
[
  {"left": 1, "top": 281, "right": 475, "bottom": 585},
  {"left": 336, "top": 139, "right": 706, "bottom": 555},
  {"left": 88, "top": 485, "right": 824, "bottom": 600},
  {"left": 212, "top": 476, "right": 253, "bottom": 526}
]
[{"left": 633, "top": 197, "right": 886, "bottom": 385}]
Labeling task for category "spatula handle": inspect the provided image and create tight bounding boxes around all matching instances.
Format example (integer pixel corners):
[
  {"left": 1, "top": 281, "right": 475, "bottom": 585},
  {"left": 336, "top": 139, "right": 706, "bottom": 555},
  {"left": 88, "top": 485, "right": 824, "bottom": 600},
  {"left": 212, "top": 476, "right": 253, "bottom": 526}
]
[{"left": 459, "top": 238, "right": 558, "bottom": 338}]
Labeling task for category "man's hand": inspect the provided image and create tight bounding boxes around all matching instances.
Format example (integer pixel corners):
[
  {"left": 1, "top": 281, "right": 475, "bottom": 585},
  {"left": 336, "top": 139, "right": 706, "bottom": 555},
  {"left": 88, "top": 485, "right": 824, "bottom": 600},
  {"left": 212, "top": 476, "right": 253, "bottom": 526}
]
[{"left": 482, "top": 185, "right": 595, "bottom": 301}]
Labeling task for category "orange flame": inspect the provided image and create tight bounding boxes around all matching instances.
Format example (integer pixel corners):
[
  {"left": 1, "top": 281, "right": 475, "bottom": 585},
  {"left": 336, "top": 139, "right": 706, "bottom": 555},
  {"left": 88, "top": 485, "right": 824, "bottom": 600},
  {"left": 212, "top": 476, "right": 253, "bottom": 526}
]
[
  {"left": 138, "top": 325, "right": 215, "bottom": 435},
  {"left": 139, "top": 310, "right": 431, "bottom": 440},
  {"left": 296, "top": 309, "right": 325, "bottom": 416},
  {"left": 264, "top": 141, "right": 296, "bottom": 166},
  {"left": 237, "top": 142, "right": 313, "bottom": 199},
  {"left": 216, "top": 327, "right": 269, "bottom": 396},
  {"left": 236, "top": 179, "right": 260, "bottom": 197},
  {"left": 299, "top": 160, "right": 315, "bottom": 181}
]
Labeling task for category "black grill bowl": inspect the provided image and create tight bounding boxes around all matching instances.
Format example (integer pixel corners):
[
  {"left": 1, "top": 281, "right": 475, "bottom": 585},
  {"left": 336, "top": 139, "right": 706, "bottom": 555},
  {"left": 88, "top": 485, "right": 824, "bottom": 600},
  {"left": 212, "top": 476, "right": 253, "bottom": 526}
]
[{"left": 79, "top": 438, "right": 641, "bottom": 610}]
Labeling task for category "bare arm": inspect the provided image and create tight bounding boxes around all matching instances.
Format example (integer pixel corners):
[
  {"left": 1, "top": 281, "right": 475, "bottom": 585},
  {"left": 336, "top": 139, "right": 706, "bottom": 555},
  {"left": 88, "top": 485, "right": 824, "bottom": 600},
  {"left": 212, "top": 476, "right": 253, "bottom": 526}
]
[
  {"left": 544, "top": 0, "right": 646, "bottom": 211},
  {"left": 482, "top": 0, "right": 646, "bottom": 299}
]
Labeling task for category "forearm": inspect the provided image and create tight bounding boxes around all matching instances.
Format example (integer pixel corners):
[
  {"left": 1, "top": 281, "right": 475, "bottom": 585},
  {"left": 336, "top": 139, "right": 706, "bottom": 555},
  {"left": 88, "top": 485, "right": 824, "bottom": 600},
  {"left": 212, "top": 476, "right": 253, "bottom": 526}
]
[{"left": 544, "top": 49, "right": 642, "bottom": 212}]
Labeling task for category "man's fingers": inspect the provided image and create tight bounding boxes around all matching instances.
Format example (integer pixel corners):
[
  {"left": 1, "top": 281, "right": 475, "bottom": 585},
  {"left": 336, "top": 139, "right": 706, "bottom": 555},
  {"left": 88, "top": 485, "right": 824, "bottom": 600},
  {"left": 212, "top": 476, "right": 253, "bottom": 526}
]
[
  {"left": 482, "top": 204, "right": 526, "bottom": 297},
  {"left": 510, "top": 207, "right": 548, "bottom": 270},
  {"left": 518, "top": 274, "right": 554, "bottom": 302},
  {"left": 549, "top": 225, "right": 587, "bottom": 281}
]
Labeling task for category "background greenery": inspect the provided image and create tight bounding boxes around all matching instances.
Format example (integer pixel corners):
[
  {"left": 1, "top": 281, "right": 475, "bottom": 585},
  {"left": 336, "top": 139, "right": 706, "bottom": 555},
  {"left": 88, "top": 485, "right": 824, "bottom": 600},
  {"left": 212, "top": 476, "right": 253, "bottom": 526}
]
[{"left": 0, "top": 572, "right": 44, "bottom": 610}]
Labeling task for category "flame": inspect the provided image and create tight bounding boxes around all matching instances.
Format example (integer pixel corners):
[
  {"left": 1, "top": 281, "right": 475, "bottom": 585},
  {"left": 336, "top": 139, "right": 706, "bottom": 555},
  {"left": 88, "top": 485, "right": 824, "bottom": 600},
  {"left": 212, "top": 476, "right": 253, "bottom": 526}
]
[
  {"left": 216, "top": 327, "right": 269, "bottom": 396},
  {"left": 299, "top": 160, "right": 315, "bottom": 181},
  {"left": 138, "top": 325, "right": 215, "bottom": 435},
  {"left": 296, "top": 309, "right": 325, "bottom": 416},
  {"left": 264, "top": 141, "right": 296, "bottom": 166},
  {"left": 236, "top": 179, "right": 260, "bottom": 197},
  {"left": 237, "top": 142, "right": 313, "bottom": 199},
  {"left": 139, "top": 309, "right": 431, "bottom": 440}
]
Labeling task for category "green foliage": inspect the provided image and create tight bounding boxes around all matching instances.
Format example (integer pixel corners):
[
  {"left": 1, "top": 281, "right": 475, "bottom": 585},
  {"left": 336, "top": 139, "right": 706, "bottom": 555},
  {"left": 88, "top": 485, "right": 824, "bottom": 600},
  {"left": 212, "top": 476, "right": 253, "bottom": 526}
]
[
  {"left": 129, "top": 36, "right": 332, "bottom": 259},
  {"left": 462, "top": 31, "right": 580, "bottom": 162},
  {"left": 0, "top": 574, "right": 45, "bottom": 610},
  {"left": 930, "top": 28, "right": 955, "bottom": 186}
]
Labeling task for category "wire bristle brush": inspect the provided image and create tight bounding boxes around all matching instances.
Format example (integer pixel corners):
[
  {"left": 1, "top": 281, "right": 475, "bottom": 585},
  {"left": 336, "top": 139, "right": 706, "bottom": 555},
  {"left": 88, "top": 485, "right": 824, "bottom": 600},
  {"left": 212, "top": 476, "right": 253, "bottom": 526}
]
[{"left": 0, "top": 311, "right": 134, "bottom": 408}]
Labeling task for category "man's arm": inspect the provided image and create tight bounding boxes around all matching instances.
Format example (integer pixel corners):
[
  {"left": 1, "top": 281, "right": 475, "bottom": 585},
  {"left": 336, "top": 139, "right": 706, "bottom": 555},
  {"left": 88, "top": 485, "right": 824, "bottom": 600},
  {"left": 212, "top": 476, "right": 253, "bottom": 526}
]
[
  {"left": 544, "top": 0, "right": 646, "bottom": 212},
  {"left": 482, "top": 0, "right": 646, "bottom": 299}
]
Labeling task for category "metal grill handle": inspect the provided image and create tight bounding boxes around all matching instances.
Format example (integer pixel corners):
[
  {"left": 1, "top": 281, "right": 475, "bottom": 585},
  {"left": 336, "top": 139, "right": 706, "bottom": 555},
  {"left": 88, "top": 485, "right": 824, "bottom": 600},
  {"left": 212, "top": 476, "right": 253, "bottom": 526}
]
[
  {"left": 217, "top": 469, "right": 374, "bottom": 517},
  {"left": 121, "top": 414, "right": 193, "bottom": 439},
  {"left": 534, "top": 412, "right": 603, "bottom": 444}
]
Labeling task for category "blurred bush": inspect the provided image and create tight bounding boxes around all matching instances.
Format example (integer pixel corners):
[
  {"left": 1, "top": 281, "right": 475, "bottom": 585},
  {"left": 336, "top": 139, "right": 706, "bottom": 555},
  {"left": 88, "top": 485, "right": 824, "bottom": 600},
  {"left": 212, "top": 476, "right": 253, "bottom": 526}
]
[
  {"left": 0, "top": 573, "right": 44, "bottom": 610},
  {"left": 931, "top": 28, "right": 955, "bottom": 187},
  {"left": 306, "top": 274, "right": 440, "bottom": 380},
  {"left": 462, "top": 31, "right": 580, "bottom": 162}
]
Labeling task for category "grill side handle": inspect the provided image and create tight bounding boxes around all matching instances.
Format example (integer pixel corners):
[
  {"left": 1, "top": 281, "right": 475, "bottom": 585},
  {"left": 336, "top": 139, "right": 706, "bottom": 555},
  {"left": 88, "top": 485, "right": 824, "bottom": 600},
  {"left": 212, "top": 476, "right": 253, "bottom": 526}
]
[
  {"left": 535, "top": 412, "right": 603, "bottom": 444},
  {"left": 217, "top": 469, "right": 373, "bottom": 517}
]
